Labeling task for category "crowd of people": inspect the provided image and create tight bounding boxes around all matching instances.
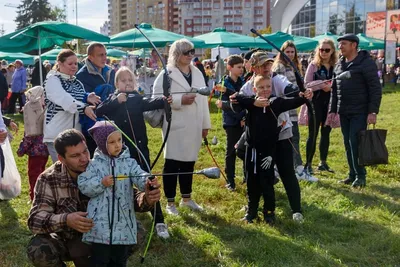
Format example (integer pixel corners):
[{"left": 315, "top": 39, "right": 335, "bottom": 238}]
[{"left": 0, "top": 32, "right": 382, "bottom": 266}]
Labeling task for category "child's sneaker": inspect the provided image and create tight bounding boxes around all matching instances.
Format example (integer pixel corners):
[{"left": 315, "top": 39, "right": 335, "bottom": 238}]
[
  {"left": 179, "top": 199, "right": 204, "bottom": 211},
  {"left": 155, "top": 223, "right": 170, "bottom": 239},
  {"left": 165, "top": 204, "right": 179, "bottom": 216},
  {"left": 292, "top": 212, "right": 304, "bottom": 223},
  {"left": 241, "top": 214, "right": 257, "bottom": 223}
]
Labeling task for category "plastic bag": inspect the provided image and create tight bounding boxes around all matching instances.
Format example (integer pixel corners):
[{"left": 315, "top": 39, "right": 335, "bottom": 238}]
[
  {"left": 358, "top": 127, "right": 389, "bottom": 166},
  {"left": 0, "top": 138, "right": 22, "bottom": 200}
]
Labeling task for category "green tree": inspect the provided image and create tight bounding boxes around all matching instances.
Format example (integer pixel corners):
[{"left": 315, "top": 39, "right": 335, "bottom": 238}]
[
  {"left": 15, "top": 0, "right": 55, "bottom": 30},
  {"left": 50, "top": 6, "right": 67, "bottom": 22}
]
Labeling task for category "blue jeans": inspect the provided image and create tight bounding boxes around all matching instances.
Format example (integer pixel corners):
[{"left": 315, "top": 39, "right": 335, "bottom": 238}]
[
  {"left": 291, "top": 121, "right": 303, "bottom": 167},
  {"left": 339, "top": 114, "right": 368, "bottom": 180}
]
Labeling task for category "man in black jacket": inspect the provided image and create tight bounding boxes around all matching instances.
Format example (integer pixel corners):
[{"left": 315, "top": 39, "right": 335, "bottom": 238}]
[{"left": 330, "top": 34, "right": 382, "bottom": 188}]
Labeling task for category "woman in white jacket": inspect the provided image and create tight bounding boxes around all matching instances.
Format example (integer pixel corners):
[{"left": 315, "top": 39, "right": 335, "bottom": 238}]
[
  {"left": 43, "top": 49, "right": 98, "bottom": 162},
  {"left": 153, "top": 39, "right": 211, "bottom": 215}
]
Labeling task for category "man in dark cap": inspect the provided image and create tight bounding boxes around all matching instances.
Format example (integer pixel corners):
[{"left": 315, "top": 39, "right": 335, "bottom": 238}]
[{"left": 330, "top": 34, "right": 382, "bottom": 188}]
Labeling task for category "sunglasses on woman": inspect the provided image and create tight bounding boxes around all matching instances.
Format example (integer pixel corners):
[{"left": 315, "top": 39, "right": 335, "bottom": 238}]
[
  {"left": 182, "top": 49, "right": 195, "bottom": 56},
  {"left": 319, "top": 48, "right": 331, "bottom": 53}
]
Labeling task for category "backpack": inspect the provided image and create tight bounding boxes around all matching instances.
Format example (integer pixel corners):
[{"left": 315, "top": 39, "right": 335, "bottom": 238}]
[{"left": 23, "top": 86, "right": 45, "bottom": 136}]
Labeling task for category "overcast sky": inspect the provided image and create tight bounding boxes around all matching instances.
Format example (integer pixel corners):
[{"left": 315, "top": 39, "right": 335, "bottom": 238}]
[{"left": 0, "top": 0, "right": 108, "bottom": 35}]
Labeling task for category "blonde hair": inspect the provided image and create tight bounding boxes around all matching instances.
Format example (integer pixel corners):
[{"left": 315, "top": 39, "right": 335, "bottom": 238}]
[
  {"left": 254, "top": 74, "right": 271, "bottom": 88},
  {"left": 114, "top": 66, "right": 137, "bottom": 91},
  {"left": 272, "top": 41, "right": 302, "bottom": 75},
  {"left": 313, "top": 38, "right": 338, "bottom": 68},
  {"left": 167, "top": 39, "right": 194, "bottom": 68}
]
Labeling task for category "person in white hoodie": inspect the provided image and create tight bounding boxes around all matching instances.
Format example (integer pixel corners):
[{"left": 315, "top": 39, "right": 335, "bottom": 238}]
[{"left": 43, "top": 49, "right": 100, "bottom": 162}]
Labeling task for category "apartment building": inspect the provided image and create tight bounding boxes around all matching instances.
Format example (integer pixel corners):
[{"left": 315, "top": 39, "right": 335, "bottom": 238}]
[
  {"left": 108, "top": 0, "right": 171, "bottom": 35},
  {"left": 178, "top": 0, "right": 271, "bottom": 36},
  {"left": 108, "top": 0, "right": 271, "bottom": 36}
]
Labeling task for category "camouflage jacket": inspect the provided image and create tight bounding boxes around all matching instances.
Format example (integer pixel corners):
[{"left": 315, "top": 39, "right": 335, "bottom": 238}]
[{"left": 28, "top": 161, "right": 152, "bottom": 240}]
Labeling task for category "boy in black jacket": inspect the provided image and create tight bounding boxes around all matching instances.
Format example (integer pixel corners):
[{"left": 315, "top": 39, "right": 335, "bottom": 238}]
[
  {"left": 236, "top": 75, "right": 306, "bottom": 224},
  {"left": 215, "top": 55, "right": 245, "bottom": 191}
]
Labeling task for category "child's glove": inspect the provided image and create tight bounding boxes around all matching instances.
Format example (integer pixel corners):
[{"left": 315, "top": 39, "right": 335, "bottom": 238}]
[{"left": 261, "top": 156, "right": 273, "bottom": 170}]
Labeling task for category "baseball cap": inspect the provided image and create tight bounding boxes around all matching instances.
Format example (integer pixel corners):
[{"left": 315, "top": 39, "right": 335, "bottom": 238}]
[{"left": 250, "top": 52, "right": 274, "bottom": 66}]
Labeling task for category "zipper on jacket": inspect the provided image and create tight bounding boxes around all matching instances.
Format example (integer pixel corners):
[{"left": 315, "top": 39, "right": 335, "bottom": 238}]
[
  {"left": 129, "top": 209, "right": 134, "bottom": 228},
  {"left": 117, "top": 197, "right": 121, "bottom": 222},
  {"left": 106, "top": 197, "right": 111, "bottom": 229},
  {"left": 109, "top": 158, "right": 116, "bottom": 245},
  {"left": 91, "top": 208, "right": 97, "bottom": 220}
]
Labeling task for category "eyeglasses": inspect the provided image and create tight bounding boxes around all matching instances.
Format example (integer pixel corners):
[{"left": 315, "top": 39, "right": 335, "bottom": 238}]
[
  {"left": 182, "top": 49, "right": 195, "bottom": 56},
  {"left": 319, "top": 48, "right": 331, "bottom": 53}
]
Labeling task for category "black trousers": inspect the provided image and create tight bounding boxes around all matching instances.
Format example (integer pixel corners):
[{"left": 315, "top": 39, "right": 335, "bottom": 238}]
[
  {"left": 275, "top": 139, "right": 302, "bottom": 213},
  {"left": 163, "top": 159, "right": 195, "bottom": 202},
  {"left": 7, "top": 92, "right": 24, "bottom": 114},
  {"left": 305, "top": 99, "right": 332, "bottom": 164},
  {"left": 91, "top": 243, "right": 131, "bottom": 267},
  {"left": 224, "top": 126, "right": 244, "bottom": 188},
  {"left": 246, "top": 154, "right": 276, "bottom": 216}
]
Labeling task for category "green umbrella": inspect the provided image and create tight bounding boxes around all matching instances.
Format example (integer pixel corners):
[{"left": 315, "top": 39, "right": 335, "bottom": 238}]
[
  {"left": 194, "top": 28, "right": 260, "bottom": 48},
  {"left": 40, "top": 46, "right": 83, "bottom": 61},
  {"left": 293, "top": 35, "right": 318, "bottom": 51},
  {"left": 357, "top": 33, "right": 385, "bottom": 50},
  {"left": 256, "top": 31, "right": 294, "bottom": 49},
  {"left": 0, "top": 21, "right": 109, "bottom": 85},
  {"left": 0, "top": 21, "right": 109, "bottom": 53},
  {"left": 0, "top": 51, "right": 35, "bottom": 65},
  {"left": 256, "top": 32, "right": 317, "bottom": 51},
  {"left": 106, "top": 48, "right": 127, "bottom": 58},
  {"left": 109, "top": 23, "right": 206, "bottom": 48},
  {"left": 129, "top": 49, "right": 151, "bottom": 57},
  {"left": 312, "top": 32, "right": 340, "bottom": 45}
]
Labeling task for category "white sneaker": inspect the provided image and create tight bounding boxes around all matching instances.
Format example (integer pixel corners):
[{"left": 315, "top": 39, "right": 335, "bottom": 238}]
[
  {"left": 155, "top": 223, "right": 170, "bottom": 239},
  {"left": 179, "top": 199, "right": 204, "bottom": 211},
  {"left": 303, "top": 172, "right": 319, "bottom": 182},
  {"left": 165, "top": 204, "right": 179, "bottom": 216},
  {"left": 293, "top": 212, "right": 304, "bottom": 223}
]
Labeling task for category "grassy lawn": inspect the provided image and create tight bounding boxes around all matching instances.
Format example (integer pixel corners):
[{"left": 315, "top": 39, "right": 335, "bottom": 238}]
[{"left": 1, "top": 86, "right": 399, "bottom": 266}]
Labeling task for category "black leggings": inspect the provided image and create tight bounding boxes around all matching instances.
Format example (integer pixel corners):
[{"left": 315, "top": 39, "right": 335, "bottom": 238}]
[
  {"left": 305, "top": 99, "right": 332, "bottom": 165},
  {"left": 275, "top": 139, "right": 301, "bottom": 213},
  {"left": 91, "top": 243, "right": 131, "bottom": 267},
  {"left": 163, "top": 159, "right": 195, "bottom": 202}
]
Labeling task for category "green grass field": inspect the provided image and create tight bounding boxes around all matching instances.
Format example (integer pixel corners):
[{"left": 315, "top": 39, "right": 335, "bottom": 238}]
[{"left": 1, "top": 86, "right": 399, "bottom": 266}]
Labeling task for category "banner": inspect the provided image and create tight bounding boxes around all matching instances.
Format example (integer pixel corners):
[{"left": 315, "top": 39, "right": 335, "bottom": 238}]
[
  {"left": 385, "top": 40, "right": 396, "bottom": 64},
  {"left": 387, "top": 10, "right": 400, "bottom": 42},
  {"left": 366, "top": 12, "right": 386, "bottom": 40}
]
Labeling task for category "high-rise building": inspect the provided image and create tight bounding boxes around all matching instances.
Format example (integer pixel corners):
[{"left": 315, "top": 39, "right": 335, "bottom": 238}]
[
  {"left": 108, "top": 0, "right": 271, "bottom": 36},
  {"left": 108, "top": 0, "right": 171, "bottom": 35},
  {"left": 177, "top": 0, "right": 271, "bottom": 36},
  {"left": 100, "top": 21, "right": 111, "bottom": 36}
]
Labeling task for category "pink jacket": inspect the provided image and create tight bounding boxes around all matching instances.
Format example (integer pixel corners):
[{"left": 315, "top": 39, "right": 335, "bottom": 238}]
[{"left": 304, "top": 62, "right": 329, "bottom": 91}]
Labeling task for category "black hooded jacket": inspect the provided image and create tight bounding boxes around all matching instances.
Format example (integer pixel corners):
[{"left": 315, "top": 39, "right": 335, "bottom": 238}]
[{"left": 330, "top": 50, "right": 382, "bottom": 115}]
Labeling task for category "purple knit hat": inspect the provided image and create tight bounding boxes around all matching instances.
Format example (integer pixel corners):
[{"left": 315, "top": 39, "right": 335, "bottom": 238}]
[{"left": 88, "top": 121, "right": 119, "bottom": 156}]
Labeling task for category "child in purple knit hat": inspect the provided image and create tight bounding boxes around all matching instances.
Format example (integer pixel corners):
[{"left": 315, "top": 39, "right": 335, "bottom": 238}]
[{"left": 78, "top": 120, "right": 150, "bottom": 266}]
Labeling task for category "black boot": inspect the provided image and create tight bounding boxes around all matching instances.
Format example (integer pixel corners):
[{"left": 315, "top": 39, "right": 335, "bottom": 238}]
[
  {"left": 338, "top": 176, "right": 355, "bottom": 185},
  {"left": 352, "top": 177, "right": 366, "bottom": 188},
  {"left": 241, "top": 203, "right": 258, "bottom": 223},
  {"left": 263, "top": 210, "right": 276, "bottom": 226}
]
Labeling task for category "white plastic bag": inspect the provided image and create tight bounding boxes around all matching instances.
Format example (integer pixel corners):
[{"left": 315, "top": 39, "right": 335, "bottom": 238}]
[{"left": 0, "top": 138, "right": 21, "bottom": 200}]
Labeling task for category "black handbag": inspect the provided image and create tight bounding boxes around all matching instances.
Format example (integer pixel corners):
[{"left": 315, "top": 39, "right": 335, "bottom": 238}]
[{"left": 358, "top": 125, "right": 389, "bottom": 166}]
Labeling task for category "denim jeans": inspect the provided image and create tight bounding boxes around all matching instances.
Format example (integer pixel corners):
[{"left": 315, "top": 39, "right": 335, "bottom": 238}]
[
  {"left": 339, "top": 114, "right": 368, "bottom": 180},
  {"left": 291, "top": 121, "right": 303, "bottom": 167}
]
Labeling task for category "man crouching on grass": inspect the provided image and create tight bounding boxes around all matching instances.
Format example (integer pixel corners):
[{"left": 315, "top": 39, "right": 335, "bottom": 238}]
[{"left": 26, "top": 129, "right": 161, "bottom": 267}]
